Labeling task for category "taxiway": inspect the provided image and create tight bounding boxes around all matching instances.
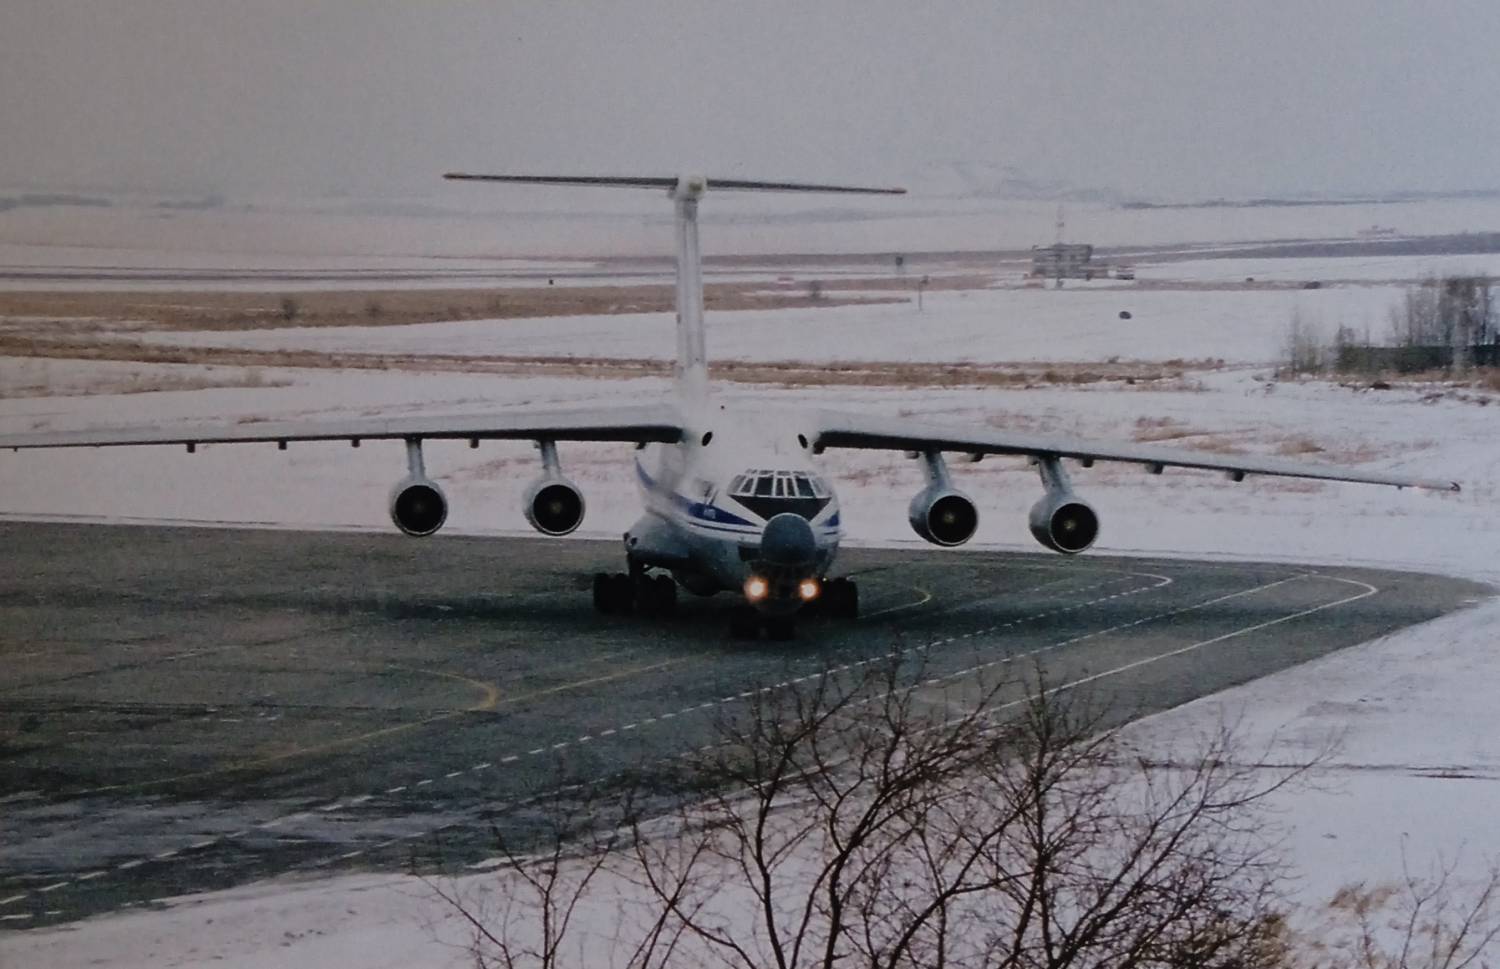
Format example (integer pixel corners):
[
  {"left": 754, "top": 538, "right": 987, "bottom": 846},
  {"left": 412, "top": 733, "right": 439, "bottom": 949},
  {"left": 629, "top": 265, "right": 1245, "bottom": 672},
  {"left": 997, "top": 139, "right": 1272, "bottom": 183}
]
[{"left": 0, "top": 521, "right": 1485, "bottom": 928}]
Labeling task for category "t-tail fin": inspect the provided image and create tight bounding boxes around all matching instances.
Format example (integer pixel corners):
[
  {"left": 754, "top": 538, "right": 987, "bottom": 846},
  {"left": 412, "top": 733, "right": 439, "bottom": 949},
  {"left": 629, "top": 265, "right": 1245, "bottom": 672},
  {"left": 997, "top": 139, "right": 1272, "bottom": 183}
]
[{"left": 443, "top": 173, "right": 905, "bottom": 404}]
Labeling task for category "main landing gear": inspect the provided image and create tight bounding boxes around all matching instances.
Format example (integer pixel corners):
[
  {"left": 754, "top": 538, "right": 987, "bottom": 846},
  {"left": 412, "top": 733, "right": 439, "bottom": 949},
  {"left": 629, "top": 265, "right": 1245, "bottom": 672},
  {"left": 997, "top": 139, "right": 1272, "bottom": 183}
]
[
  {"left": 819, "top": 576, "right": 860, "bottom": 620},
  {"left": 592, "top": 570, "right": 677, "bottom": 618}
]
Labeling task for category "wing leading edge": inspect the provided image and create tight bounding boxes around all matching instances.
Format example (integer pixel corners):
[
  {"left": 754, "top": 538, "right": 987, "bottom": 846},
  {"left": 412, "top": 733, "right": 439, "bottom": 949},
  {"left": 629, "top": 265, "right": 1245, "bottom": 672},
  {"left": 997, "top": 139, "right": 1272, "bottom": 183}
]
[
  {"left": 811, "top": 410, "right": 1461, "bottom": 493},
  {"left": 0, "top": 404, "right": 684, "bottom": 451}
]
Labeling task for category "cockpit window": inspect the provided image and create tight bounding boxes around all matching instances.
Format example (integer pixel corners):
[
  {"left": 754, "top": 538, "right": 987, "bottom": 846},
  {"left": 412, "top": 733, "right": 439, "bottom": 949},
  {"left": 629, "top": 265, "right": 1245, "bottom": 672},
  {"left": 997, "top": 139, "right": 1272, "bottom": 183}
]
[
  {"left": 729, "top": 469, "right": 833, "bottom": 520},
  {"left": 730, "top": 469, "right": 831, "bottom": 498}
]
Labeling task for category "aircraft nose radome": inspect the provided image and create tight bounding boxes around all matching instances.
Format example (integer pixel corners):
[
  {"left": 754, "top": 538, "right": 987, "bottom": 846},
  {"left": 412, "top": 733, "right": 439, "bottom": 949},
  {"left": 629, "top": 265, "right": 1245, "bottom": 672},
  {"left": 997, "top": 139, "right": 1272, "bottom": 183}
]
[{"left": 760, "top": 513, "right": 817, "bottom": 566}]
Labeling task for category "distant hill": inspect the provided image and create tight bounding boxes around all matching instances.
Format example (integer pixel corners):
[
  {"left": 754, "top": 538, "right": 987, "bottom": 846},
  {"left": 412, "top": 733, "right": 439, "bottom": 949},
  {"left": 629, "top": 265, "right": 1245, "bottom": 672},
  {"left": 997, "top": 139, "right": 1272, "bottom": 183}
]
[{"left": 905, "top": 160, "right": 1122, "bottom": 203}]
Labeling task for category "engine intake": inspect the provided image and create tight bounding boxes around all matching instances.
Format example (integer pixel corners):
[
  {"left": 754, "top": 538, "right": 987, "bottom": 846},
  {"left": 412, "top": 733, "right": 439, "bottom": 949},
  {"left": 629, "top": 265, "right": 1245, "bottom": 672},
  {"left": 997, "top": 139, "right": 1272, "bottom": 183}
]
[
  {"left": 390, "top": 477, "right": 448, "bottom": 537},
  {"left": 908, "top": 485, "right": 980, "bottom": 547},
  {"left": 524, "top": 476, "right": 586, "bottom": 536},
  {"left": 1028, "top": 493, "right": 1099, "bottom": 554}
]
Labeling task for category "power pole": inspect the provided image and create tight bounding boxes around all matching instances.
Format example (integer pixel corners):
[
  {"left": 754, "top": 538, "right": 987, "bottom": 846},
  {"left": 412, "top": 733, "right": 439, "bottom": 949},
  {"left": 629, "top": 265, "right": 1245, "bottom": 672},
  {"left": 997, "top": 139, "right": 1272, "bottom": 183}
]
[{"left": 1054, "top": 205, "right": 1065, "bottom": 289}]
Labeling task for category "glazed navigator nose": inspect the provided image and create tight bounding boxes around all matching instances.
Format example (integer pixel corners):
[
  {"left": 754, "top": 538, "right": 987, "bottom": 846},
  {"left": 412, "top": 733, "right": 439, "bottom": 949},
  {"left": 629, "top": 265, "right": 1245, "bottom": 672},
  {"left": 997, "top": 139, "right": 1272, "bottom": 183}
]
[{"left": 760, "top": 512, "right": 816, "bottom": 566}]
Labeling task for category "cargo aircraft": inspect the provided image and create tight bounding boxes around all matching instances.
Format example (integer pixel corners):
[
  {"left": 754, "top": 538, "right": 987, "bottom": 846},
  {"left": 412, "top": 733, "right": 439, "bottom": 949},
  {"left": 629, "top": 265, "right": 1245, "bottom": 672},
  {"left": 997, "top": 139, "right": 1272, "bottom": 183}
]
[{"left": 0, "top": 174, "right": 1461, "bottom": 639}]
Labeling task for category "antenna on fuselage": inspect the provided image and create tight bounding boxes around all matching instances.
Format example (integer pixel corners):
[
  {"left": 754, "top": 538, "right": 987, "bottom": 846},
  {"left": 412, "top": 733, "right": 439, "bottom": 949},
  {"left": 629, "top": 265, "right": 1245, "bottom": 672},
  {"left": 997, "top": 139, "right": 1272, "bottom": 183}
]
[{"left": 443, "top": 173, "right": 905, "bottom": 404}]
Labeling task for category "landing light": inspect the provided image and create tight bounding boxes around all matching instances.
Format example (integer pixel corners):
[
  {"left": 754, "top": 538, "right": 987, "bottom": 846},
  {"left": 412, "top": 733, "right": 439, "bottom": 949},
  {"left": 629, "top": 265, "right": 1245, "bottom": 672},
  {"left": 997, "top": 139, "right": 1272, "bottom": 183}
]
[
  {"left": 745, "top": 576, "right": 770, "bottom": 602},
  {"left": 798, "top": 578, "right": 821, "bottom": 602}
]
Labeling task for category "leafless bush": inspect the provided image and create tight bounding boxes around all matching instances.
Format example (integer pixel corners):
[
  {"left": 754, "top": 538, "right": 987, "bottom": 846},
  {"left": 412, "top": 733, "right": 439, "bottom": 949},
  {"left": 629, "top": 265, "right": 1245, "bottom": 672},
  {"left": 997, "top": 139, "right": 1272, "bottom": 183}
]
[
  {"left": 1293, "top": 857, "right": 1500, "bottom": 969},
  {"left": 445, "top": 655, "right": 1321, "bottom": 969},
  {"left": 1282, "top": 310, "right": 1327, "bottom": 375},
  {"left": 1389, "top": 276, "right": 1493, "bottom": 352},
  {"left": 279, "top": 296, "right": 300, "bottom": 322}
]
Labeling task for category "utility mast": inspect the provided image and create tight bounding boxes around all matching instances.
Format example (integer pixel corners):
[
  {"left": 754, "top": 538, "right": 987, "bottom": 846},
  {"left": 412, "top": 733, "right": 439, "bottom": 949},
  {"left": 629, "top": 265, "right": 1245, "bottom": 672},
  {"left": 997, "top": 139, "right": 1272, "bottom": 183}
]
[{"left": 1053, "top": 205, "right": 1066, "bottom": 288}]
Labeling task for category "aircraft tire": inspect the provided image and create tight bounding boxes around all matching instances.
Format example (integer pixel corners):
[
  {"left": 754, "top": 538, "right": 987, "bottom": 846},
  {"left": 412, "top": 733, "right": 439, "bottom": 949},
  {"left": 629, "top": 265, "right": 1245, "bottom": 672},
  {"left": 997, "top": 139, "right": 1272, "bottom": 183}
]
[
  {"left": 607, "top": 573, "right": 635, "bottom": 614},
  {"left": 826, "top": 578, "right": 859, "bottom": 619},
  {"left": 637, "top": 574, "right": 677, "bottom": 618},
  {"left": 592, "top": 572, "right": 615, "bottom": 614}
]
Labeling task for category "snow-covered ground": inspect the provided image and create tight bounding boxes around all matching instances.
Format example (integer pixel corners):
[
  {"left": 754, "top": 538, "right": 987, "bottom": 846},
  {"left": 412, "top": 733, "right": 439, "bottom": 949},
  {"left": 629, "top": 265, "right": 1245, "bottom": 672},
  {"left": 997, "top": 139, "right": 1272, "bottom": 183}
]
[
  {"left": 135, "top": 283, "right": 1397, "bottom": 366},
  {"left": 1155, "top": 251, "right": 1500, "bottom": 285},
  {"left": 2, "top": 240, "right": 1498, "bottom": 965}
]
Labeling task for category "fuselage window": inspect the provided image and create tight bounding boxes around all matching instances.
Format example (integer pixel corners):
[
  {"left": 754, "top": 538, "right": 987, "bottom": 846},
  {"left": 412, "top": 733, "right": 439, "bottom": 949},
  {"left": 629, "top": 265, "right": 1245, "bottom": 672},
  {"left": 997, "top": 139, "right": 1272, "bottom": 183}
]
[
  {"left": 755, "top": 474, "right": 774, "bottom": 497},
  {"left": 793, "top": 473, "right": 814, "bottom": 498}
]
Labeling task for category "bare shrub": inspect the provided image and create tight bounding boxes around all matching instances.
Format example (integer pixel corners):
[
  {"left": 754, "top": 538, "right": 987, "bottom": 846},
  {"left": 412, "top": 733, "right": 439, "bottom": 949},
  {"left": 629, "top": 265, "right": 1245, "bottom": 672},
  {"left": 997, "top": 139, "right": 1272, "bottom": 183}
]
[
  {"left": 1282, "top": 310, "right": 1326, "bottom": 375},
  {"left": 447, "top": 655, "right": 1313, "bottom": 969},
  {"left": 279, "top": 296, "right": 300, "bottom": 322},
  {"left": 1293, "top": 858, "right": 1500, "bottom": 969}
]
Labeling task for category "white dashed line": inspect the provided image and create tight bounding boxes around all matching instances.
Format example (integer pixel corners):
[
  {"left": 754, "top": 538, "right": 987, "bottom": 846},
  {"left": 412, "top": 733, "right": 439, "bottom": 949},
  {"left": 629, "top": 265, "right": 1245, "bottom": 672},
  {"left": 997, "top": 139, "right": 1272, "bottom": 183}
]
[
  {"left": 27, "top": 567, "right": 1196, "bottom": 893},
  {"left": 38, "top": 882, "right": 68, "bottom": 894},
  {"left": 77, "top": 870, "right": 108, "bottom": 882},
  {"left": 0, "top": 894, "right": 28, "bottom": 906}
]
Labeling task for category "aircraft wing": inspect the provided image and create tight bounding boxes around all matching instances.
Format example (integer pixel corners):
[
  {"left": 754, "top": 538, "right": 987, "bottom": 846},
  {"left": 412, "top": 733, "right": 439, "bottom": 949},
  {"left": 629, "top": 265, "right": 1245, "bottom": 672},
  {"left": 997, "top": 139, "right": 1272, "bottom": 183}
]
[
  {"left": 810, "top": 409, "right": 1461, "bottom": 493},
  {"left": 0, "top": 404, "right": 684, "bottom": 451}
]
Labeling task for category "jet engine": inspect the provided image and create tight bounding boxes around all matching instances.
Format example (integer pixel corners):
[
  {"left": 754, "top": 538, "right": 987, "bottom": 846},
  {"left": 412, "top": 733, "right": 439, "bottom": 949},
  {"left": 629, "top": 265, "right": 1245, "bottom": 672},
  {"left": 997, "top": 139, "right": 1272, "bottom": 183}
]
[
  {"left": 390, "top": 476, "right": 448, "bottom": 537},
  {"left": 908, "top": 484, "right": 980, "bottom": 547},
  {"left": 523, "top": 475, "right": 586, "bottom": 536},
  {"left": 1028, "top": 491, "right": 1099, "bottom": 554}
]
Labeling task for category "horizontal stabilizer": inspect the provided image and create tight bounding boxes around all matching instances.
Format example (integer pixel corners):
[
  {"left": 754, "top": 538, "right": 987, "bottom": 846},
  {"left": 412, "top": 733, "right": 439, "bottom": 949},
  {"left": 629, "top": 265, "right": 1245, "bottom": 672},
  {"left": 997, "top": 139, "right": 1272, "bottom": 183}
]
[{"left": 443, "top": 173, "right": 905, "bottom": 195}]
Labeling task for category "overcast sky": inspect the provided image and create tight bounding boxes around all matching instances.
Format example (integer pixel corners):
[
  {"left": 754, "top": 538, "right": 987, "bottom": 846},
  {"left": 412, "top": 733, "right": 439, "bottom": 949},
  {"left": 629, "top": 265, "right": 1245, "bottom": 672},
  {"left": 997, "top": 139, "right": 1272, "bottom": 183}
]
[{"left": 4, "top": 0, "right": 1499, "bottom": 201}]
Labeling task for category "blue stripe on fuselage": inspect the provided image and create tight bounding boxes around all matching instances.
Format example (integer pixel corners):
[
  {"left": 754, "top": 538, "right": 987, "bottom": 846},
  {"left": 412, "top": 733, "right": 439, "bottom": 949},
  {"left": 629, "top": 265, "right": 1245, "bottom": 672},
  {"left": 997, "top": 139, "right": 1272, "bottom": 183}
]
[{"left": 635, "top": 460, "right": 757, "bottom": 529}]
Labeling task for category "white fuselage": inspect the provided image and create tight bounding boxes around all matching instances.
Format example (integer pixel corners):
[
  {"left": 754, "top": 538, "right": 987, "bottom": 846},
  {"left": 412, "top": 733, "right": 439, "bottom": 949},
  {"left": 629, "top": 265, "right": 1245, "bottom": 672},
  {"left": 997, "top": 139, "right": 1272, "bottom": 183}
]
[{"left": 627, "top": 405, "right": 841, "bottom": 610}]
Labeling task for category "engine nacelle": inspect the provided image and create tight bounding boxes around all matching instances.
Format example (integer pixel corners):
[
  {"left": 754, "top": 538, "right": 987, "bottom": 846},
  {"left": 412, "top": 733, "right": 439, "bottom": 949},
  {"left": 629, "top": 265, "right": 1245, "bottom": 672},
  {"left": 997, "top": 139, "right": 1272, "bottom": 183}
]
[
  {"left": 389, "top": 476, "right": 448, "bottom": 537},
  {"left": 908, "top": 485, "right": 980, "bottom": 547},
  {"left": 1028, "top": 492, "right": 1099, "bottom": 554},
  {"left": 523, "top": 476, "right": 586, "bottom": 536}
]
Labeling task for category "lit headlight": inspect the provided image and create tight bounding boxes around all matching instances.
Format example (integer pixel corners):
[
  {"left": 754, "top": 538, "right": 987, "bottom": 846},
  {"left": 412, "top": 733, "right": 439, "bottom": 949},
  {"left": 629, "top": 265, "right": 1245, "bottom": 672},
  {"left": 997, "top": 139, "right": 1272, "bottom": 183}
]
[
  {"left": 798, "top": 578, "right": 820, "bottom": 601},
  {"left": 744, "top": 576, "right": 770, "bottom": 602}
]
